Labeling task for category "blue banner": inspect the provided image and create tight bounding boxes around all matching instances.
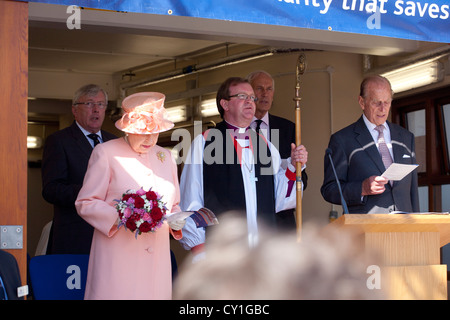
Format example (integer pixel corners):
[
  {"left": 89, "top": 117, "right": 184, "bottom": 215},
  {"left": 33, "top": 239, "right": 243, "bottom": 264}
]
[{"left": 24, "top": 0, "right": 450, "bottom": 43}]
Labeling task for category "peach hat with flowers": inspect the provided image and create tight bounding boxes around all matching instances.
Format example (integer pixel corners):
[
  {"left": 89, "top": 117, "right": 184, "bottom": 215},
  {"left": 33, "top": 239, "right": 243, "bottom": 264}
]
[{"left": 115, "top": 92, "right": 174, "bottom": 134}]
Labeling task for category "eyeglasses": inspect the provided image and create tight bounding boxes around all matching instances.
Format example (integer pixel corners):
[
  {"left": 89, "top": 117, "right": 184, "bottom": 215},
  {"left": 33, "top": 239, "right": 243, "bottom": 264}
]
[
  {"left": 369, "top": 100, "right": 391, "bottom": 108},
  {"left": 74, "top": 101, "right": 108, "bottom": 109},
  {"left": 229, "top": 93, "right": 258, "bottom": 102}
]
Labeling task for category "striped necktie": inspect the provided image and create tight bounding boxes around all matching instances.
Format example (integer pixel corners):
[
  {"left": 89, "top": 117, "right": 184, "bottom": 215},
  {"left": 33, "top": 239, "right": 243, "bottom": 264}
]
[
  {"left": 375, "top": 125, "right": 393, "bottom": 169},
  {"left": 87, "top": 133, "right": 100, "bottom": 147}
]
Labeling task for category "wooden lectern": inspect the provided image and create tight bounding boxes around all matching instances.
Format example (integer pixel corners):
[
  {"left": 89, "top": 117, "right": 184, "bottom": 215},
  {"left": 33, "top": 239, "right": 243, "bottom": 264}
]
[{"left": 330, "top": 213, "right": 450, "bottom": 299}]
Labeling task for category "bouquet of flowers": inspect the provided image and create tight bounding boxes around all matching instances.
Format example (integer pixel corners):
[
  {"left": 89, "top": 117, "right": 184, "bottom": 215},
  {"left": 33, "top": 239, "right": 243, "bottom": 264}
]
[{"left": 115, "top": 187, "right": 167, "bottom": 238}]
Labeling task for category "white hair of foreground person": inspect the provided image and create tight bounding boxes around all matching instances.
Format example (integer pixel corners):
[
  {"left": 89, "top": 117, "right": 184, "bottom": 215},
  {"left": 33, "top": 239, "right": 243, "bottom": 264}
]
[{"left": 174, "top": 213, "right": 385, "bottom": 300}]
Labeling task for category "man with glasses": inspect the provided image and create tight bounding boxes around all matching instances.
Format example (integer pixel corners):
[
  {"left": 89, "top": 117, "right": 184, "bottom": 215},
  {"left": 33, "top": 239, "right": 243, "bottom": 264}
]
[
  {"left": 321, "top": 75, "right": 419, "bottom": 214},
  {"left": 178, "top": 77, "right": 307, "bottom": 259},
  {"left": 42, "top": 84, "right": 117, "bottom": 254}
]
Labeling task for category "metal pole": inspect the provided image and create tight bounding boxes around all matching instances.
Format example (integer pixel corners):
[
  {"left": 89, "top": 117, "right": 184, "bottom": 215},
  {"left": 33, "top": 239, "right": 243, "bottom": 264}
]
[{"left": 294, "top": 53, "right": 306, "bottom": 241}]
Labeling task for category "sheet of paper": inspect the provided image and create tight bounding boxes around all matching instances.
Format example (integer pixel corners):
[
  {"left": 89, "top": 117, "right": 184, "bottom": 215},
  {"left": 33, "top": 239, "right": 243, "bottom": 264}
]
[
  {"left": 166, "top": 211, "right": 194, "bottom": 222},
  {"left": 381, "top": 163, "right": 419, "bottom": 181}
]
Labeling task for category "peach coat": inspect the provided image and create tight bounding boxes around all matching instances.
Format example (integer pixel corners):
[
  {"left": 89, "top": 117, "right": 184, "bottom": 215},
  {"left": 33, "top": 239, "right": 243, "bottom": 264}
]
[{"left": 75, "top": 137, "right": 181, "bottom": 300}]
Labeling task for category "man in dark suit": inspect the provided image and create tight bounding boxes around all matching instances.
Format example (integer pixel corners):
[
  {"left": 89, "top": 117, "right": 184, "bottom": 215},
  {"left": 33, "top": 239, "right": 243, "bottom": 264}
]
[
  {"left": 247, "top": 70, "right": 308, "bottom": 229},
  {"left": 321, "top": 75, "right": 419, "bottom": 214},
  {"left": 42, "top": 84, "right": 117, "bottom": 254}
]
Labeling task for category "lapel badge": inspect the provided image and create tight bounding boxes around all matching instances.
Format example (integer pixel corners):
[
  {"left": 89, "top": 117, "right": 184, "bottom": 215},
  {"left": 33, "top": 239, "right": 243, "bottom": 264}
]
[{"left": 157, "top": 151, "right": 166, "bottom": 163}]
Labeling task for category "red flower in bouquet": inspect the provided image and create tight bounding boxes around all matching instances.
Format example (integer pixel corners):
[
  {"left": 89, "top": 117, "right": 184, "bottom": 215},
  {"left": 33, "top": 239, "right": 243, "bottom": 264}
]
[
  {"left": 133, "top": 196, "right": 145, "bottom": 209},
  {"left": 114, "top": 187, "right": 167, "bottom": 238},
  {"left": 151, "top": 206, "right": 164, "bottom": 221},
  {"left": 146, "top": 191, "right": 158, "bottom": 201},
  {"left": 138, "top": 221, "right": 152, "bottom": 233},
  {"left": 126, "top": 214, "right": 139, "bottom": 231}
]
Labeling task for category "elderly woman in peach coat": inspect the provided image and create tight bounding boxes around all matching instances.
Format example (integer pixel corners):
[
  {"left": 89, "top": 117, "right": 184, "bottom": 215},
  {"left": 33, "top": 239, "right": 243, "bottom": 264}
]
[{"left": 75, "top": 92, "right": 185, "bottom": 300}]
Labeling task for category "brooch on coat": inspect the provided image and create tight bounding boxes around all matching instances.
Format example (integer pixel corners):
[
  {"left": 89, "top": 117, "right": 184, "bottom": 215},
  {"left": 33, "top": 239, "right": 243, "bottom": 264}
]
[{"left": 157, "top": 151, "right": 166, "bottom": 163}]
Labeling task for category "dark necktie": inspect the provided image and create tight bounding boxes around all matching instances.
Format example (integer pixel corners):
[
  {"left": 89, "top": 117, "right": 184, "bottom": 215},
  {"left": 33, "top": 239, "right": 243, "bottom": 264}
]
[
  {"left": 375, "top": 125, "right": 393, "bottom": 169},
  {"left": 254, "top": 119, "right": 263, "bottom": 133},
  {"left": 87, "top": 133, "right": 100, "bottom": 147}
]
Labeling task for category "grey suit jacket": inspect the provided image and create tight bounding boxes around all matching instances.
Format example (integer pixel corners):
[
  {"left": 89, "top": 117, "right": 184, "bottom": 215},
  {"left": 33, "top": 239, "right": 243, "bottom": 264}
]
[
  {"left": 321, "top": 116, "right": 419, "bottom": 214},
  {"left": 42, "top": 121, "right": 117, "bottom": 254}
]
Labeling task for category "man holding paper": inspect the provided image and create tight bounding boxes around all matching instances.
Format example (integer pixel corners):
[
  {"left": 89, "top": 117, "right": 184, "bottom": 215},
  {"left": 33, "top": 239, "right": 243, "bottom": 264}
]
[{"left": 321, "top": 75, "right": 419, "bottom": 214}]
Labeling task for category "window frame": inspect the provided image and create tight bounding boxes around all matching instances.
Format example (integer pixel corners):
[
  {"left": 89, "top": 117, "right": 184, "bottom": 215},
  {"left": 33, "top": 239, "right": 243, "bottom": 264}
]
[{"left": 391, "top": 85, "right": 450, "bottom": 212}]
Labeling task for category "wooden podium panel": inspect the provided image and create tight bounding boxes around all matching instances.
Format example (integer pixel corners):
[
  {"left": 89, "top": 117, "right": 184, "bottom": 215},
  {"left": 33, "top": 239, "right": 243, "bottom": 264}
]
[
  {"left": 330, "top": 214, "right": 450, "bottom": 300},
  {"left": 383, "top": 265, "right": 448, "bottom": 300},
  {"left": 365, "top": 231, "right": 440, "bottom": 266}
]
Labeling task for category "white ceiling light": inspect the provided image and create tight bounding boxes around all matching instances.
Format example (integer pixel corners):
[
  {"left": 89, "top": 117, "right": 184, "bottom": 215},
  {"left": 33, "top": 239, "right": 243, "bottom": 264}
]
[
  {"left": 200, "top": 98, "right": 219, "bottom": 117},
  {"left": 382, "top": 59, "right": 444, "bottom": 93},
  {"left": 27, "top": 136, "right": 42, "bottom": 149},
  {"left": 166, "top": 105, "right": 187, "bottom": 123}
]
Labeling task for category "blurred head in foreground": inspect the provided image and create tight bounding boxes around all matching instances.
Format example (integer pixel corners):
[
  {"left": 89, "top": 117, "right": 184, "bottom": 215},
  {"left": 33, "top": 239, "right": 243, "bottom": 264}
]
[{"left": 174, "top": 214, "right": 384, "bottom": 300}]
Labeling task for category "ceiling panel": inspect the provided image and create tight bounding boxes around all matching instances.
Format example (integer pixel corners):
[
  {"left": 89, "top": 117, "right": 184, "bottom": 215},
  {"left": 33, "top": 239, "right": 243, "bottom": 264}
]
[{"left": 29, "top": 27, "right": 224, "bottom": 74}]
